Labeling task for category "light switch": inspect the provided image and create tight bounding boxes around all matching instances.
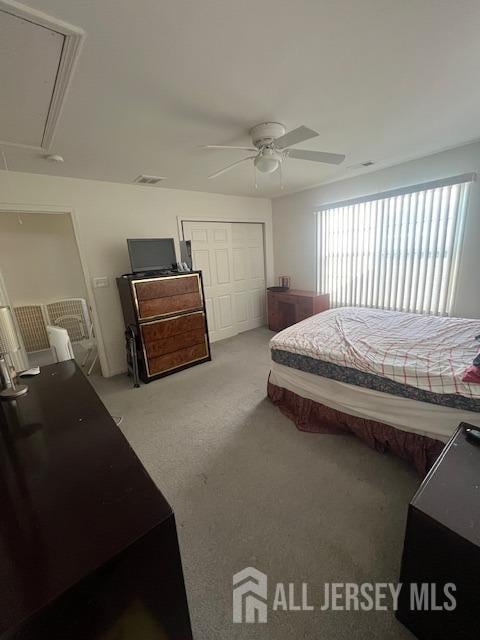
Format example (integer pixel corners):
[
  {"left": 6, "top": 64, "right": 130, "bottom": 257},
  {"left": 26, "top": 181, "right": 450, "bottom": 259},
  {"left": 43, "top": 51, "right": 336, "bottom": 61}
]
[{"left": 93, "top": 276, "right": 109, "bottom": 288}]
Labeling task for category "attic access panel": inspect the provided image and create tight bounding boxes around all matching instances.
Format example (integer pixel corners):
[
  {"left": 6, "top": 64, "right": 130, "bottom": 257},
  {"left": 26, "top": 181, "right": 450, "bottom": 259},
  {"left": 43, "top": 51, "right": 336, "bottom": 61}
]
[{"left": 0, "top": 1, "right": 83, "bottom": 150}]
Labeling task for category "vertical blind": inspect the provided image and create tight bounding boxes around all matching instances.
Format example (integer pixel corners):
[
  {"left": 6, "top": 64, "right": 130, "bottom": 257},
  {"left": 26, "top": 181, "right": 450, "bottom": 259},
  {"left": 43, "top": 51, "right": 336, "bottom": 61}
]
[{"left": 316, "top": 174, "right": 473, "bottom": 315}]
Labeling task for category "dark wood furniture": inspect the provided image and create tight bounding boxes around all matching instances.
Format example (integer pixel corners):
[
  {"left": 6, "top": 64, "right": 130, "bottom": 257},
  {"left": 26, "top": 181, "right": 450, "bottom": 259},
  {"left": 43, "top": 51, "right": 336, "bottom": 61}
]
[
  {"left": 117, "top": 271, "right": 211, "bottom": 383},
  {"left": 397, "top": 423, "right": 480, "bottom": 639},
  {"left": 0, "top": 361, "right": 193, "bottom": 639},
  {"left": 267, "top": 288, "right": 330, "bottom": 331}
]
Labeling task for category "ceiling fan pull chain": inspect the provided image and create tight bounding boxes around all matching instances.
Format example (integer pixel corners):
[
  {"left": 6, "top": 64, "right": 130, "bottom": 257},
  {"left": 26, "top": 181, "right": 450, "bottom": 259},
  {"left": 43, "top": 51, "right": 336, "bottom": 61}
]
[{"left": 253, "top": 164, "right": 258, "bottom": 190}]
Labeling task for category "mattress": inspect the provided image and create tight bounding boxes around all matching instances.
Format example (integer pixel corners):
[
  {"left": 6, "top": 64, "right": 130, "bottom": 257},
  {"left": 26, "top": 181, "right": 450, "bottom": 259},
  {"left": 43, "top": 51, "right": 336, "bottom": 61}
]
[
  {"left": 269, "top": 361, "right": 480, "bottom": 442},
  {"left": 270, "top": 307, "right": 480, "bottom": 412}
]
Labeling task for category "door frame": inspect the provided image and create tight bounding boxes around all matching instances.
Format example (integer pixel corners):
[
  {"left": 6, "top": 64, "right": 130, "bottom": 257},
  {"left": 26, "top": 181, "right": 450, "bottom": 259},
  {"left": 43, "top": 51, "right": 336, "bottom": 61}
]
[{"left": 0, "top": 203, "right": 109, "bottom": 377}]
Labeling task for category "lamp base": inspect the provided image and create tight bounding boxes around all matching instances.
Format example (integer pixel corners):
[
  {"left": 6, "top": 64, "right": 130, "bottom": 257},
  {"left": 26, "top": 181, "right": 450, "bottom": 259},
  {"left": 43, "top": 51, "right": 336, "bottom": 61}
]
[{"left": 0, "top": 384, "right": 28, "bottom": 400}]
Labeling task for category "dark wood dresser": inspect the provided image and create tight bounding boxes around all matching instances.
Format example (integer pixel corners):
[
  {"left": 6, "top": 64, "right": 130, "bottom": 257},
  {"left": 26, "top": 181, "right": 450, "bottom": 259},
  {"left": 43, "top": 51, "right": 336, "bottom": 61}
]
[
  {"left": 397, "top": 423, "right": 480, "bottom": 639},
  {"left": 0, "top": 361, "right": 192, "bottom": 639},
  {"left": 267, "top": 288, "right": 330, "bottom": 331},
  {"left": 117, "top": 271, "right": 211, "bottom": 383}
]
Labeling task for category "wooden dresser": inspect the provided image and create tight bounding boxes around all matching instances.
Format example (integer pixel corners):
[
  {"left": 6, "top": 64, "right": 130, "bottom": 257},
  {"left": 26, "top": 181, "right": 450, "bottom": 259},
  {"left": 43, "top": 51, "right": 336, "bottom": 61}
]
[
  {"left": 267, "top": 289, "right": 330, "bottom": 331},
  {"left": 0, "top": 361, "right": 192, "bottom": 639},
  {"left": 117, "top": 271, "right": 211, "bottom": 383}
]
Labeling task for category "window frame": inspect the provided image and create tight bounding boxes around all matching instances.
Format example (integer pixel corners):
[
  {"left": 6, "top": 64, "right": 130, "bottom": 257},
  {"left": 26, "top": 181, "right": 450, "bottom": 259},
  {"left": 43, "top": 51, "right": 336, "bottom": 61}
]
[{"left": 315, "top": 173, "right": 475, "bottom": 315}]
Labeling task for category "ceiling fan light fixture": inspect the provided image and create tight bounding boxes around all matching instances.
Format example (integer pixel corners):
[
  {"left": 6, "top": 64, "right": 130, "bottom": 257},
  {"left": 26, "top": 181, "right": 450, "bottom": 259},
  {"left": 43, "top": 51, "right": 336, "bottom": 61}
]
[{"left": 254, "top": 151, "right": 281, "bottom": 174}]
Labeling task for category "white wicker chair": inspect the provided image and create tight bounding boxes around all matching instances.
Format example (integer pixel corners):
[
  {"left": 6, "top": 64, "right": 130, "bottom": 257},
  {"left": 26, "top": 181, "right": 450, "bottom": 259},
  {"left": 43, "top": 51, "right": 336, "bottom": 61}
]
[{"left": 13, "top": 305, "right": 50, "bottom": 352}]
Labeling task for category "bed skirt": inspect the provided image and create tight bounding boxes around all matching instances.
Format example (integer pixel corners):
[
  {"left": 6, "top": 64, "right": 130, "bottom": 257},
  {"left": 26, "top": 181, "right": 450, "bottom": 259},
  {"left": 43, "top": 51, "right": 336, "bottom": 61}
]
[{"left": 267, "top": 378, "right": 444, "bottom": 476}]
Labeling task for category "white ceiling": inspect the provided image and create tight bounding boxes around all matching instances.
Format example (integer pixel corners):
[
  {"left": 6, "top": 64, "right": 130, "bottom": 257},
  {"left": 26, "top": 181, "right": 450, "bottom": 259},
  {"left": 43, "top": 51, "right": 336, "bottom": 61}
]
[{"left": 2, "top": 0, "right": 480, "bottom": 197}]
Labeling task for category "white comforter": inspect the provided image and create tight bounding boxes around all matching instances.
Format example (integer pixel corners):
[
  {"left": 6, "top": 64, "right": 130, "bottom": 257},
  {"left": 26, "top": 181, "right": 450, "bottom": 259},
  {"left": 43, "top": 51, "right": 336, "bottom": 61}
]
[{"left": 270, "top": 307, "right": 480, "bottom": 399}]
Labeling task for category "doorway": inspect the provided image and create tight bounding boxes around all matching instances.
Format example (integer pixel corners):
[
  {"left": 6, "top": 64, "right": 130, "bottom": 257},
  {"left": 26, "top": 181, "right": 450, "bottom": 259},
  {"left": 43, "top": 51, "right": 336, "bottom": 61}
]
[
  {"left": 0, "top": 211, "right": 97, "bottom": 372},
  {"left": 182, "top": 221, "right": 266, "bottom": 342}
]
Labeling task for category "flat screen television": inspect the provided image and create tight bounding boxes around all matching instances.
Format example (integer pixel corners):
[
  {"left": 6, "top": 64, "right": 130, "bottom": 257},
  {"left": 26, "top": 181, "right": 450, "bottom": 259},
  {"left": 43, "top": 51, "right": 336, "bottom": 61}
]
[{"left": 127, "top": 238, "right": 177, "bottom": 273}]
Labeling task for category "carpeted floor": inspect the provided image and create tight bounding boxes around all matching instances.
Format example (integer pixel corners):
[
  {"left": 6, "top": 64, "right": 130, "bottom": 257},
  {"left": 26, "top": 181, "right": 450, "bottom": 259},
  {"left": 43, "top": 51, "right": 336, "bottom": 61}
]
[{"left": 93, "top": 327, "right": 418, "bottom": 639}]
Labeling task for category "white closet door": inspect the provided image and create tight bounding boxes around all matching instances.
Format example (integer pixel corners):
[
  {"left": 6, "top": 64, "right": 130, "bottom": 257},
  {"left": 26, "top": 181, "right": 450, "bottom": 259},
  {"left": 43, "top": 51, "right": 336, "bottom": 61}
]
[
  {"left": 231, "top": 223, "right": 266, "bottom": 332},
  {"left": 183, "top": 221, "right": 266, "bottom": 342},
  {"left": 183, "top": 221, "right": 237, "bottom": 342}
]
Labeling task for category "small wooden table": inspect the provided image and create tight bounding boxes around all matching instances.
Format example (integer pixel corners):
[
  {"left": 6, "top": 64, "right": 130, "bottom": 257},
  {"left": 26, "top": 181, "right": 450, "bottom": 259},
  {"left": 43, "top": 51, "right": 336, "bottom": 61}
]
[{"left": 267, "top": 288, "right": 330, "bottom": 331}]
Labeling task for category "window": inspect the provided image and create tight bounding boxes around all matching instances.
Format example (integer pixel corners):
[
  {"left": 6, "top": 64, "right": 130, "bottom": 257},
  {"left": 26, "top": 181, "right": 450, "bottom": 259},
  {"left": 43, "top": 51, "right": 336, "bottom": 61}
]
[{"left": 316, "top": 174, "right": 473, "bottom": 315}]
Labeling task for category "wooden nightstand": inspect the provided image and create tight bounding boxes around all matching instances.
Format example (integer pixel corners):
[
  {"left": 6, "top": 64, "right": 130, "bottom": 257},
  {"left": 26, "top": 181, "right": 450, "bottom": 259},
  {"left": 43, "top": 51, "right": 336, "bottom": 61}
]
[
  {"left": 397, "top": 423, "right": 480, "bottom": 639},
  {"left": 267, "top": 289, "right": 330, "bottom": 331}
]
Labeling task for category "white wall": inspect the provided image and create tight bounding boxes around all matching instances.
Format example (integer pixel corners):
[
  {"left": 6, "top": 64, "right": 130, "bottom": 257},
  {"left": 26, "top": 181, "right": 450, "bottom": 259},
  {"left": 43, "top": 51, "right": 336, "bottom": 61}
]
[
  {"left": 0, "top": 212, "right": 87, "bottom": 306},
  {"left": 273, "top": 141, "right": 480, "bottom": 319},
  {"left": 0, "top": 171, "right": 273, "bottom": 376}
]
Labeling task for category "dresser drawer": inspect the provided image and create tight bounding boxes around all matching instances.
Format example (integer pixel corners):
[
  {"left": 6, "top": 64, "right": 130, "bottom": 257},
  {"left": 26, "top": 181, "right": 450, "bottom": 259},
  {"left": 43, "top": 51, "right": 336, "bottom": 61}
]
[
  {"left": 134, "top": 274, "right": 200, "bottom": 301},
  {"left": 145, "top": 328, "right": 206, "bottom": 358},
  {"left": 138, "top": 292, "right": 202, "bottom": 319},
  {"left": 148, "top": 342, "right": 208, "bottom": 376},
  {"left": 141, "top": 312, "right": 205, "bottom": 343},
  {"left": 274, "top": 293, "right": 297, "bottom": 305}
]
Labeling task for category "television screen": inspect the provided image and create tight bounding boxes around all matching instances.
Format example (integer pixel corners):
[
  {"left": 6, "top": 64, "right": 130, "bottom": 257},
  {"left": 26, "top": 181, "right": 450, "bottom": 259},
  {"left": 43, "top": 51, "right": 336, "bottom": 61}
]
[{"left": 127, "top": 238, "right": 177, "bottom": 273}]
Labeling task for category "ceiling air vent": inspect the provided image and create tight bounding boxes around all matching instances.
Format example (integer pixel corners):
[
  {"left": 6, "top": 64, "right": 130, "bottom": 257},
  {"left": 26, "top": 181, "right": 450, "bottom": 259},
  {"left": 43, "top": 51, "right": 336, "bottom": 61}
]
[
  {"left": 133, "top": 175, "right": 166, "bottom": 185},
  {"left": 347, "top": 160, "right": 376, "bottom": 171}
]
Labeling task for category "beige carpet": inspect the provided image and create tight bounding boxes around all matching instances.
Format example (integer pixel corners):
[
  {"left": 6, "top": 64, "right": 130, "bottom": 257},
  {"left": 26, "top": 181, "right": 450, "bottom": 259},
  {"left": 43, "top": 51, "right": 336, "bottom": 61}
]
[{"left": 93, "top": 327, "right": 418, "bottom": 639}]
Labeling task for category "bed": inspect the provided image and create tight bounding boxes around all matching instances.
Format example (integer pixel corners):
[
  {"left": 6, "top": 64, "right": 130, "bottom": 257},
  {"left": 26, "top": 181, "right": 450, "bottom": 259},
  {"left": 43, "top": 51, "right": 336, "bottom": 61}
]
[{"left": 268, "top": 307, "right": 480, "bottom": 474}]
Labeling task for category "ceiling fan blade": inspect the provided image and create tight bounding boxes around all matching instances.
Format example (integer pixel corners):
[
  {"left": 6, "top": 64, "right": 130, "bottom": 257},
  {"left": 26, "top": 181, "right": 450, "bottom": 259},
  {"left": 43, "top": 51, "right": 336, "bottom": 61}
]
[
  {"left": 203, "top": 145, "right": 257, "bottom": 151},
  {"left": 287, "top": 149, "right": 346, "bottom": 165},
  {"left": 274, "top": 126, "right": 319, "bottom": 149},
  {"left": 208, "top": 156, "right": 256, "bottom": 179}
]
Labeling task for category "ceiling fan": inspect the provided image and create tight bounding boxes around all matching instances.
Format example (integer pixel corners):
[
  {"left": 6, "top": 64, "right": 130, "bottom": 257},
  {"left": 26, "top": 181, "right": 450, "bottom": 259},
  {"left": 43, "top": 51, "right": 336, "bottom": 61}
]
[{"left": 204, "top": 122, "right": 345, "bottom": 179}]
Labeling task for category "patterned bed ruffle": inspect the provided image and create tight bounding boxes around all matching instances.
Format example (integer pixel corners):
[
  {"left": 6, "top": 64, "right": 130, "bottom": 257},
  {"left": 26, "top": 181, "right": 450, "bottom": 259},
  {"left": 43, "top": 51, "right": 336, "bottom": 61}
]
[
  {"left": 267, "top": 377, "right": 445, "bottom": 476},
  {"left": 271, "top": 348, "right": 480, "bottom": 413}
]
